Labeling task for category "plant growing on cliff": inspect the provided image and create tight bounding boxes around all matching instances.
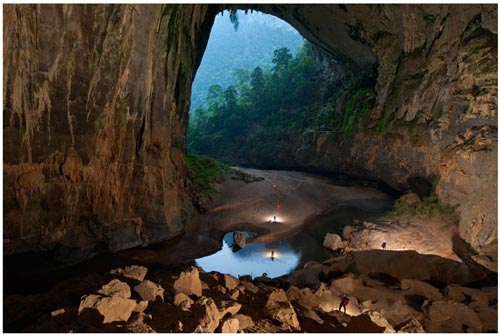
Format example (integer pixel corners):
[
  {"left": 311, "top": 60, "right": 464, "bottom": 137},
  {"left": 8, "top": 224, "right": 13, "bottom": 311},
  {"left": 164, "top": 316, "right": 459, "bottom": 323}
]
[
  {"left": 184, "top": 153, "right": 238, "bottom": 196},
  {"left": 340, "top": 87, "right": 376, "bottom": 136},
  {"left": 385, "top": 193, "right": 457, "bottom": 221}
]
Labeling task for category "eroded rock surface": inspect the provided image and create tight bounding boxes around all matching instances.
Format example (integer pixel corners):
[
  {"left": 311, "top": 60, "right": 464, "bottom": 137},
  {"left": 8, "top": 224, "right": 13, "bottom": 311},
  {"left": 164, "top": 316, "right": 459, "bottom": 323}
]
[
  {"left": 3, "top": 4, "right": 216, "bottom": 264},
  {"left": 3, "top": 4, "right": 496, "bottom": 272},
  {"left": 5, "top": 255, "right": 498, "bottom": 332}
]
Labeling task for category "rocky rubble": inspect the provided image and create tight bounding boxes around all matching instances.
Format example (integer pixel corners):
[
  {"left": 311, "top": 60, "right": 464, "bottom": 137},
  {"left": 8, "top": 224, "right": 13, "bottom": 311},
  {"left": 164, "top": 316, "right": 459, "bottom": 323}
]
[{"left": 8, "top": 249, "right": 497, "bottom": 333}]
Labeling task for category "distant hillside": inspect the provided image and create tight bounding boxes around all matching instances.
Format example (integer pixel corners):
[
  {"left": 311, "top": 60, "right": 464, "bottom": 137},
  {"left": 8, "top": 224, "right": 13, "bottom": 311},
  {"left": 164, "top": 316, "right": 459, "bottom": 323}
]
[{"left": 190, "top": 10, "right": 304, "bottom": 112}]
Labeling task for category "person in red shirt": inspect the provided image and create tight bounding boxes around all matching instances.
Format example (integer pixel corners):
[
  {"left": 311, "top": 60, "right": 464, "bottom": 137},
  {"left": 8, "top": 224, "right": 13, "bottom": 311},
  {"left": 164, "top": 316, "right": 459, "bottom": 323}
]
[{"left": 339, "top": 294, "right": 349, "bottom": 314}]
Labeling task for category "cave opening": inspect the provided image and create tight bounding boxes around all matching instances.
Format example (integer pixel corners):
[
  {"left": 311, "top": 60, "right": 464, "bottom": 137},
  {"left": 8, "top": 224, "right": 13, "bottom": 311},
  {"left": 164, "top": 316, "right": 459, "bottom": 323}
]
[
  {"left": 187, "top": 9, "right": 378, "bottom": 172},
  {"left": 188, "top": 9, "right": 310, "bottom": 170},
  {"left": 3, "top": 4, "right": 497, "bottom": 333}
]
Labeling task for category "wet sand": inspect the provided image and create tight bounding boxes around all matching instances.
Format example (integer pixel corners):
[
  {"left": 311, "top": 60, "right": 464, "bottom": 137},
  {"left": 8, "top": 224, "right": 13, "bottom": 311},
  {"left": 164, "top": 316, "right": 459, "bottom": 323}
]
[
  {"left": 119, "top": 168, "right": 393, "bottom": 267},
  {"left": 199, "top": 168, "right": 393, "bottom": 244}
]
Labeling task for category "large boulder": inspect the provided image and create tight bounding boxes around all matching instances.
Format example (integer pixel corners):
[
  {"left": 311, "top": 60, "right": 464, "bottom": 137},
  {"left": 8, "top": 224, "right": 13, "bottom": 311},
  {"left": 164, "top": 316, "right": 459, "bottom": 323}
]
[
  {"left": 174, "top": 293, "right": 194, "bottom": 311},
  {"left": 264, "top": 289, "right": 300, "bottom": 330},
  {"left": 134, "top": 280, "right": 165, "bottom": 302},
  {"left": 401, "top": 279, "right": 443, "bottom": 301},
  {"left": 349, "top": 250, "right": 432, "bottom": 281},
  {"left": 218, "top": 300, "right": 241, "bottom": 318},
  {"left": 221, "top": 318, "right": 239, "bottom": 333},
  {"left": 110, "top": 265, "right": 148, "bottom": 282},
  {"left": 133, "top": 300, "right": 149, "bottom": 313},
  {"left": 427, "top": 301, "right": 482, "bottom": 333},
  {"left": 173, "top": 267, "right": 202, "bottom": 297},
  {"left": 78, "top": 294, "right": 136, "bottom": 325},
  {"left": 331, "top": 273, "right": 363, "bottom": 294},
  {"left": 233, "top": 231, "right": 246, "bottom": 249},
  {"left": 474, "top": 305, "right": 498, "bottom": 332},
  {"left": 97, "top": 279, "right": 131, "bottom": 298},
  {"left": 240, "top": 281, "right": 259, "bottom": 294},
  {"left": 232, "top": 314, "right": 254, "bottom": 331},
  {"left": 222, "top": 274, "right": 239, "bottom": 291},
  {"left": 323, "top": 233, "right": 343, "bottom": 251},
  {"left": 193, "top": 297, "right": 221, "bottom": 333},
  {"left": 445, "top": 285, "right": 488, "bottom": 307}
]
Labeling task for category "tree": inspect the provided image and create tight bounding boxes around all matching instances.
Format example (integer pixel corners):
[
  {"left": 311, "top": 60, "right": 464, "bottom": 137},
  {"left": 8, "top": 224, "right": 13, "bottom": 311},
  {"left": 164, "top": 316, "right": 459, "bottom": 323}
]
[
  {"left": 223, "top": 85, "right": 238, "bottom": 110},
  {"left": 207, "top": 84, "right": 224, "bottom": 111},
  {"left": 272, "top": 47, "right": 292, "bottom": 68}
]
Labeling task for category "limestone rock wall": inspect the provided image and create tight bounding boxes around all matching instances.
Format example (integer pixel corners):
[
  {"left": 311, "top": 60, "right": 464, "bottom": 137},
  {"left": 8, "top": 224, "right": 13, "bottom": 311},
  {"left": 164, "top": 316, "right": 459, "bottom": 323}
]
[
  {"left": 3, "top": 4, "right": 216, "bottom": 263},
  {"left": 3, "top": 4, "right": 497, "bottom": 270},
  {"left": 256, "top": 4, "right": 497, "bottom": 270}
]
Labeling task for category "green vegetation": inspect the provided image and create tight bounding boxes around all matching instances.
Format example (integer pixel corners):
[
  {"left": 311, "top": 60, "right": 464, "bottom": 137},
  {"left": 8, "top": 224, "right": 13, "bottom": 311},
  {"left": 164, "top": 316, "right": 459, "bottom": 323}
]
[
  {"left": 191, "top": 10, "right": 303, "bottom": 111},
  {"left": 184, "top": 154, "right": 238, "bottom": 196},
  {"left": 189, "top": 39, "right": 377, "bottom": 166},
  {"left": 340, "top": 87, "right": 376, "bottom": 135},
  {"left": 385, "top": 193, "right": 456, "bottom": 220},
  {"left": 189, "top": 42, "right": 322, "bottom": 165}
]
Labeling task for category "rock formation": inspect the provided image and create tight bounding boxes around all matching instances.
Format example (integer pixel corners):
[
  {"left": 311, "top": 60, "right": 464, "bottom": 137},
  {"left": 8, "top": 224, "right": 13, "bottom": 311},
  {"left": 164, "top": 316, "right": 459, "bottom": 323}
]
[
  {"left": 253, "top": 4, "right": 498, "bottom": 271},
  {"left": 3, "top": 4, "right": 497, "bottom": 270},
  {"left": 6, "top": 255, "right": 497, "bottom": 333},
  {"left": 3, "top": 4, "right": 217, "bottom": 263}
]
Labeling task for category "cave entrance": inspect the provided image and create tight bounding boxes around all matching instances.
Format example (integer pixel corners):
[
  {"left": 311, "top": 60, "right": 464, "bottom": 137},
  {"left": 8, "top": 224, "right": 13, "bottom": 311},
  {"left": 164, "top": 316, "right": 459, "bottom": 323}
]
[
  {"left": 188, "top": 8, "right": 377, "bottom": 171},
  {"left": 187, "top": 9, "right": 323, "bottom": 169}
]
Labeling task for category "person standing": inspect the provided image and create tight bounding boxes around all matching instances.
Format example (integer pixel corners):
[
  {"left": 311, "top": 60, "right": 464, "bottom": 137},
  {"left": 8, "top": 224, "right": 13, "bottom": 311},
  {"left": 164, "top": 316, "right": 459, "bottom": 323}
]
[{"left": 339, "top": 294, "right": 349, "bottom": 314}]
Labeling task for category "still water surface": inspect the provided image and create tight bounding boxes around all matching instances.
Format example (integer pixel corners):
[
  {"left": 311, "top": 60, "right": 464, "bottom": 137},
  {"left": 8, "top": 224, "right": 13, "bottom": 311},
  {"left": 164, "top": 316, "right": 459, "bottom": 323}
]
[{"left": 196, "top": 206, "right": 387, "bottom": 278}]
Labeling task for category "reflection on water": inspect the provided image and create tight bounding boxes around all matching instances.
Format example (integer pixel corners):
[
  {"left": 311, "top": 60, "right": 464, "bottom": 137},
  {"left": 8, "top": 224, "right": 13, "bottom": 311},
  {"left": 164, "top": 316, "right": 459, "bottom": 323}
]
[
  {"left": 196, "top": 206, "right": 386, "bottom": 278},
  {"left": 196, "top": 232, "right": 301, "bottom": 278}
]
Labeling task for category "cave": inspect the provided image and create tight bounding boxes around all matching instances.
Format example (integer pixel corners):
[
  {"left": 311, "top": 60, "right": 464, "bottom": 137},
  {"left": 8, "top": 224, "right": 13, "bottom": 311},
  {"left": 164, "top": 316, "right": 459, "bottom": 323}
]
[{"left": 3, "top": 4, "right": 498, "bottom": 333}]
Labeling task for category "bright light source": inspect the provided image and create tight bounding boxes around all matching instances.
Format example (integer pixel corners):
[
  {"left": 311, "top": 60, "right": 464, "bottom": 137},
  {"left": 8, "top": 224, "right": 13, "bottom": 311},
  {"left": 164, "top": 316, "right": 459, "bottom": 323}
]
[
  {"left": 265, "top": 215, "right": 283, "bottom": 223},
  {"left": 263, "top": 250, "right": 280, "bottom": 259}
]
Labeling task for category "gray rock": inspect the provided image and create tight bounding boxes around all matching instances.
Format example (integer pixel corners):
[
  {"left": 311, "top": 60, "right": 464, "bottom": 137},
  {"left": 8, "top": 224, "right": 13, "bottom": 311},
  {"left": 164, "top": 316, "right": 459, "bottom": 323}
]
[
  {"left": 223, "top": 274, "right": 240, "bottom": 291},
  {"left": 218, "top": 300, "right": 241, "bottom": 318},
  {"left": 331, "top": 273, "right": 363, "bottom": 294},
  {"left": 428, "top": 301, "right": 482, "bottom": 333},
  {"left": 233, "top": 231, "right": 246, "bottom": 248},
  {"left": 401, "top": 279, "right": 443, "bottom": 301},
  {"left": 241, "top": 281, "right": 259, "bottom": 294},
  {"left": 232, "top": 314, "right": 254, "bottom": 331},
  {"left": 229, "top": 289, "right": 239, "bottom": 300},
  {"left": 474, "top": 305, "right": 498, "bottom": 332},
  {"left": 323, "top": 233, "right": 343, "bottom": 251},
  {"left": 221, "top": 318, "right": 239, "bottom": 333},
  {"left": 193, "top": 297, "right": 221, "bottom": 333},
  {"left": 265, "top": 289, "right": 300, "bottom": 330},
  {"left": 110, "top": 265, "right": 148, "bottom": 282},
  {"left": 174, "top": 293, "right": 194, "bottom": 311},
  {"left": 342, "top": 225, "right": 355, "bottom": 240},
  {"left": 173, "top": 267, "right": 202, "bottom": 297},
  {"left": 133, "top": 300, "right": 149, "bottom": 313},
  {"left": 97, "top": 279, "right": 131, "bottom": 298},
  {"left": 78, "top": 294, "right": 136, "bottom": 325},
  {"left": 445, "top": 285, "right": 488, "bottom": 307},
  {"left": 134, "top": 280, "right": 164, "bottom": 302}
]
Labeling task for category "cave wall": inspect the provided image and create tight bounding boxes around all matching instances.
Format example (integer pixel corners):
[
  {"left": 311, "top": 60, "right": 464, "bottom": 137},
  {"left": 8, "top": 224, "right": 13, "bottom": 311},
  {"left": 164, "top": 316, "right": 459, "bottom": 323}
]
[
  {"left": 254, "top": 4, "right": 498, "bottom": 270},
  {"left": 3, "top": 4, "right": 497, "bottom": 270},
  {"left": 3, "top": 4, "right": 216, "bottom": 263}
]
